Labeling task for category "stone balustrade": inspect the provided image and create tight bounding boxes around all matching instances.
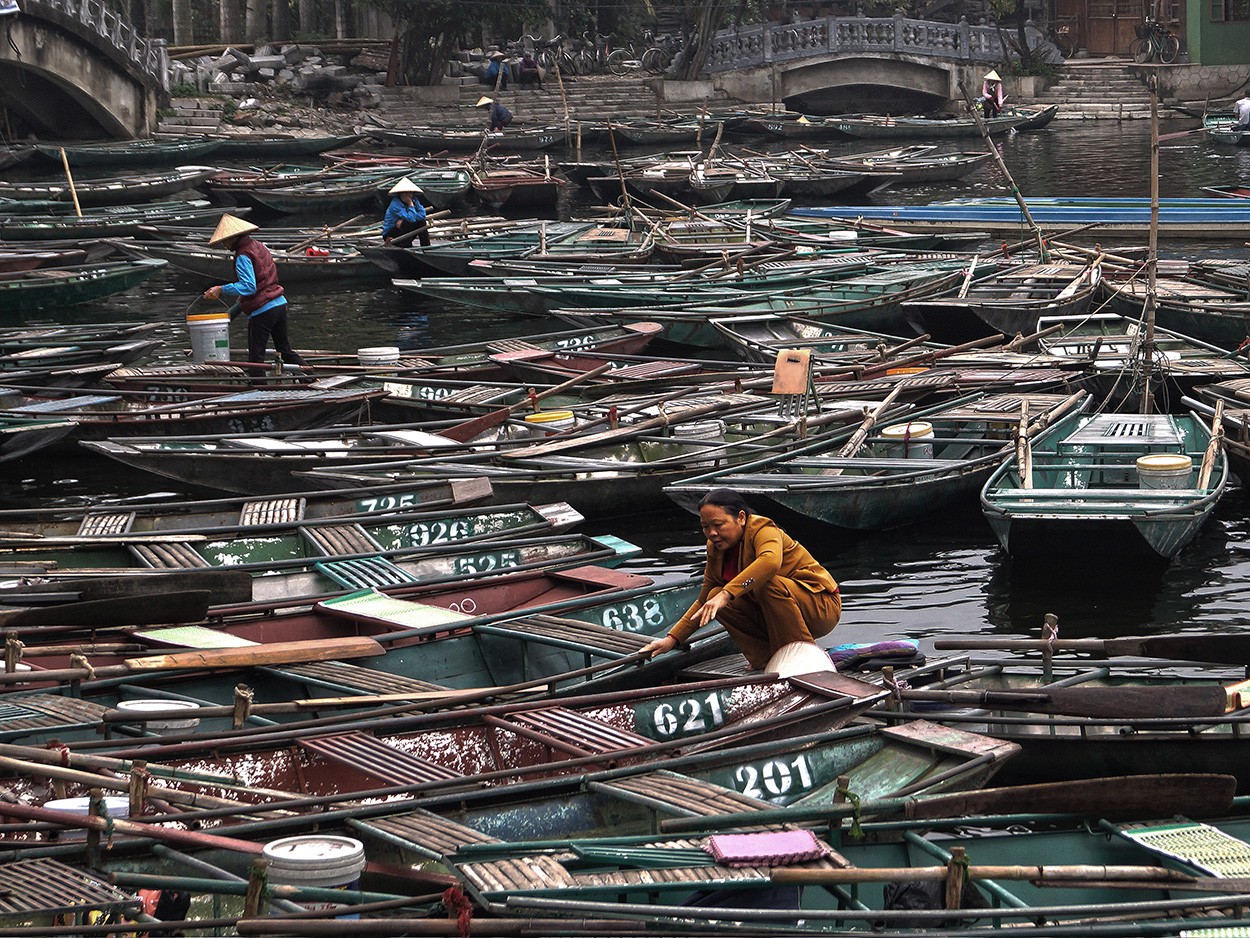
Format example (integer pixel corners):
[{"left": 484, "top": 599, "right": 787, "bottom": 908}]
[
  {"left": 25, "top": 0, "right": 168, "bottom": 88},
  {"left": 707, "top": 15, "right": 1006, "bottom": 72}
]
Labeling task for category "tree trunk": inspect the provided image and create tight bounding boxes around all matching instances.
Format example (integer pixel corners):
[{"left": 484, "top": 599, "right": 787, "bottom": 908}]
[
  {"left": 273, "top": 0, "right": 291, "bottom": 41},
  {"left": 172, "top": 0, "right": 195, "bottom": 45},
  {"left": 678, "top": 0, "right": 728, "bottom": 80},
  {"left": 297, "top": 0, "right": 316, "bottom": 37},
  {"left": 1015, "top": 1, "right": 1035, "bottom": 70},
  {"left": 245, "top": 0, "right": 267, "bottom": 43},
  {"left": 220, "top": 0, "right": 243, "bottom": 43},
  {"left": 334, "top": 0, "right": 347, "bottom": 38}
]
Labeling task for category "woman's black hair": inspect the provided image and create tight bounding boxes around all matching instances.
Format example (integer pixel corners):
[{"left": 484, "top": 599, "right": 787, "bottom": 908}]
[{"left": 698, "top": 488, "right": 752, "bottom": 517}]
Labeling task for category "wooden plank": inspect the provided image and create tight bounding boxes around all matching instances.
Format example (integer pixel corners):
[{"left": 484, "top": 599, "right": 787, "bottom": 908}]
[{"left": 123, "top": 636, "right": 384, "bottom": 671}]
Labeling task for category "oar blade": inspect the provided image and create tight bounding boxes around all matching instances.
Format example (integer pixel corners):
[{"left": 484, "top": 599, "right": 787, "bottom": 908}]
[
  {"left": 1109, "top": 634, "right": 1250, "bottom": 667},
  {"left": 0, "top": 591, "right": 210, "bottom": 629},
  {"left": 1044, "top": 684, "right": 1228, "bottom": 719}
]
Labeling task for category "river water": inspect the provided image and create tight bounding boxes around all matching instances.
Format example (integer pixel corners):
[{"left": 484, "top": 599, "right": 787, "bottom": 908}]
[{"left": 6, "top": 119, "right": 1250, "bottom": 654}]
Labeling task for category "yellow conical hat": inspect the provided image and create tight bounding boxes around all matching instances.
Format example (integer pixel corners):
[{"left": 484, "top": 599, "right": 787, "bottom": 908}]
[
  {"left": 208, "top": 214, "right": 258, "bottom": 246},
  {"left": 476, "top": 96, "right": 494, "bottom": 107},
  {"left": 984, "top": 69, "right": 1001, "bottom": 81}
]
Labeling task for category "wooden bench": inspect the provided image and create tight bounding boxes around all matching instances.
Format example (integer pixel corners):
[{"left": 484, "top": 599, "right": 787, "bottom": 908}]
[
  {"left": 127, "top": 542, "right": 211, "bottom": 569},
  {"left": 316, "top": 588, "right": 471, "bottom": 632},
  {"left": 275, "top": 659, "right": 447, "bottom": 696},
  {"left": 484, "top": 706, "right": 651, "bottom": 758},
  {"left": 299, "top": 523, "right": 382, "bottom": 557},
  {"left": 589, "top": 770, "right": 774, "bottom": 819},
  {"left": 356, "top": 808, "right": 501, "bottom": 862},
  {"left": 298, "top": 731, "right": 463, "bottom": 786},
  {"left": 239, "top": 497, "right": 306, "bottom": 526},
  {"left": 77, "top": 511, "right": 135, "bottom": 536},
  {"left": 314, "top": 555, "right": 414, "bottom": 590}
]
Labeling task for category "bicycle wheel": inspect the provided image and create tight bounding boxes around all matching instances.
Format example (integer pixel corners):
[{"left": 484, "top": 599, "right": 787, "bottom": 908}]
[
  {"left": 607, "top": 48, "right": 630, "bottom": 75},
  {"left": 1161, "top": 33, "right": 1180, "bottom": 63},
  {"left": 571, "top": 51, "right": 593, "bottom": 75},
  {"left": 1130, "top": 37, "right": 1152, "bottom": 63},
  {"left": 641, "top": 47, "right": 669, "bottom": 74}
]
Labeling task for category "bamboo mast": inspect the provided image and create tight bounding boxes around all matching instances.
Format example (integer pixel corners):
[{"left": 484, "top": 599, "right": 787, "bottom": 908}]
[{"left": 1141, "top": 73, "right": 1160, "bottom": 415}]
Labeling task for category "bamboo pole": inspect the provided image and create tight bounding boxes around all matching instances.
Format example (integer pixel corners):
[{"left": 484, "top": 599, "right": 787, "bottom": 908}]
[
  {"left": 773, "top": 864, "right": 1221, "bottom": 885},
  {"left": 1198, "top": 399, "right": 1224, "bottom": 490},
  {"left": 58, "top": 148, "right": 82, "bottom": 218},
  {"left": 1142, "top": 73, "right": 1161, "bottom": 415},
  {"left": 1018, "top": 399, "right": 1032, "bottom": 489}
]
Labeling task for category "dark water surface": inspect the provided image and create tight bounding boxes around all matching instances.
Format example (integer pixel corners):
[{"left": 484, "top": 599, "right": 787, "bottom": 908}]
[{"left": 7, "top": 119, "right": 1250, "bottom": 651}]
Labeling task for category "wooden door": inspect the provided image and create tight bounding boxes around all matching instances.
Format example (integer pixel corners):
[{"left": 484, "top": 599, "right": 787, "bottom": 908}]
[{"left": 1086, "top": 0, "right": 1144, "bottom": 55}]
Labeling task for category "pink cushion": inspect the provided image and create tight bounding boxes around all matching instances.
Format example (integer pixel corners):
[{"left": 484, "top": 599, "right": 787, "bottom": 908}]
[{"left": 704, "top": 830, "right": 829, "bottom": 867}]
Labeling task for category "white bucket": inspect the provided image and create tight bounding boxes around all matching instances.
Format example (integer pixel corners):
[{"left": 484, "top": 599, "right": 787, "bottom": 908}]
[
  {"left": 1137, "top": 453, "right": 1193, "bottom": 490},
  {"left": 673, "top": 419, "right": 726, "bottom": 467},
  {"left": 879, "top": 421, "right": 935, "bottom": 459},
  {"left": 43, "top": 795, "right": 129, "bottom": 841},
  {"left": 116, "top": 699, "right": 201, "bottom": 732},
  {"left": 523, "top": 410, "right": 577, "bottom": 436},
  {"left": 264, "top": 835, "right": 366, "bottom": 914},
  {"left": 357, "top": 346, "right": 400, "bottom": 367},
  {"left": 188, "top": 312, "right": 231, "bottom": 363}
]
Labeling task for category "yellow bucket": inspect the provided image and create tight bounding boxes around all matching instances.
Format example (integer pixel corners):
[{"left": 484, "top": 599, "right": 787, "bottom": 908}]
[
  {"left": 1136, "top": 454, "right": 1193, "bottom": 490},
  {"left": 880, "top": 421, "right": 935, "bottom": 459},
  {"left": 524, "top": 410, "right": 577, "bottom": 434}
]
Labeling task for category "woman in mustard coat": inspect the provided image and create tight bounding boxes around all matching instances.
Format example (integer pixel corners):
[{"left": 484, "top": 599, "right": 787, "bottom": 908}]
[{"left": 642, "top": 488, "right": 841, "bottom": 669}]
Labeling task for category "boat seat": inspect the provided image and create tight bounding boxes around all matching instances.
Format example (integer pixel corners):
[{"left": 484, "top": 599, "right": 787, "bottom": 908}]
[
  {"left": 76, "top": 511, "right": 135, "bottom": 536},
  {"left": 316, "top": 588, "right": 472, "bottom": 632},
  {"left": 591, "top": 770, "right": 774, "bottom": 819},
  {"left": 135, "top": 625, "right": 258, "bottom": 648},
  {"left": 274, "top": 659, "right": 447, "bottom": 696},
  {"left": 314, "top": 556, "right": 414, "bottom": 590},
  {"left": 238, "top": 497, "right": 306, "bottom": 526},
  {"left": 356, "top": 808, "right": 501, "bottom": 861},
  {"left": 11, "top": 394, "right": 119, "bottom": 413},
  {"left": 127, "top": 541, "right": 211, "bottom": 569},
  {"left": 298, "top": 731, "right": 463, "bottom": 786},
  {"left": 607, "top": 361, "right": 702, "bottom": 380},
  {"left": 0, "top": 694, "right": 107, "bottom": 737},
  {"left": 483, "top": 706, "right": 651, "bottom": 757},
  {"left": 1059, "top": 413, "right": 1185, "bottom": 451},
  {"left": 299, "top": 523, "right": 383, "bottom": 557},
  {"left": 473, "top": 614, "right": 653, "bottom": 659},
  {"left": 1116, "top": 820, "right": 1250, "bottom": 877},
  {"left": 486, "top": 338, "right": 545, "bottom": 354},
  {"left": 457, "top": 854, "right": 578, "bottom": 898},
  {"left": 0, "top": 857, "right": 137, "bottom": 918}
]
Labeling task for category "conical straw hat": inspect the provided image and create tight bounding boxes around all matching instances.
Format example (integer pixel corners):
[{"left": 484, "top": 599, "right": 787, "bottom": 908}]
[
  {"left": 984, "top": 69, "right": 1001, "bottom": 81},
  {"left": 389, "top": 177, "right": 423, "bottom": 195},
  {"left": 208, "top": 214, "right": 258, "bottom": 246},
  {"left": 476, "top": 96, "right": 494, "bottom": 107}
]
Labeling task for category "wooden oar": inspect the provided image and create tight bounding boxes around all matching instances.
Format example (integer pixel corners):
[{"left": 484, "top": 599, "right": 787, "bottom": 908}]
[
  {"left": 283, "top": 213, "right": 367, "bottom": 254},
  {"left": 436, "top": 361, "right": 615, "bottom": 443},
  {"left": 0, "top": 590, "right": 210, "bottom": 629},
  {"left": 1158, "top": 124, "right": 1211, "bottom": 142},
  {"left": 775, "top": 863, "right": 1222, "bottom": 886},
  {"left": 896, "top": 683, "right": 1230, "bottom": 718},
  {"left": 0, "top": 635, "right": 384, "bottom": 684},
  {"left": 935, "top": 632, "right": 1250, "bottom": 667},
  {"left": 834, "top": 382, "right": 908, "bottom": 460},
  {"left": 1198, "top": 399, "right": 1224, "bottom": 490},
  {"left": 59, "top": 147, "right": 82, "bottom": 218},
  {"left": 386, "top": 208, "right": 452, "bottom": 248}
]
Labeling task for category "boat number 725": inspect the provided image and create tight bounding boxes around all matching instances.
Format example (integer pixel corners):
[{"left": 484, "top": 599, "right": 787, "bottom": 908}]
[
  {"left": 649, "top": 692, "right": 726, "bottom": 737},
  {"left": 733, "top": 755, "right": 815, "bottom": 800}
]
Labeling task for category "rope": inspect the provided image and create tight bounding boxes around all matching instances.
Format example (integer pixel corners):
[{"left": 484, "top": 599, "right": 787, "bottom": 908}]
[
  {"left": 68, "top": 653, "right": 95, "bottom": 680},
  {"left": 46, "top": 742, "right": 70, "bottom": 767},
  {"left": 834, "top": 781, "right": 863, "bottom": 840},
  {"left": 442, "top": 885, "right": 473, "bottom": 938},
  {"left": 1042, "top": 617, "right": 1059, "bottom": 649}
]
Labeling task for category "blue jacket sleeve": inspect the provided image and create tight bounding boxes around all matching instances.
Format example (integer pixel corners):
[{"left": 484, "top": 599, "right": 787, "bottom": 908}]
[{"left": 221, "top": 255, "right": 257, "bottom": 299}]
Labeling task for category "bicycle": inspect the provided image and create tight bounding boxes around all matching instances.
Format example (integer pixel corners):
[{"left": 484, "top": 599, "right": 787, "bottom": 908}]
[
  {"left": 1047, "top": 18, "right": 1078, "bottom": 58},
  {"left": 640, "top": 32, "right": 681, "bottom": 74},
  {"left": 570, "top": 31, "right": 612, "bottom": 75},
  {"left": 607, "top": 39, "right": 648, "bottom": 76},
  {"left": 1130, "top": 19, "right": 1179, "bottom": 64},
  {"left": 527, "top": 33, "right": 575, "bottom": 75}
]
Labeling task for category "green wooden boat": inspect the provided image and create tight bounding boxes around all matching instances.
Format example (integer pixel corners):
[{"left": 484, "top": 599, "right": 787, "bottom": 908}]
[
  {"left": 0, "top": 259, "right": 168, "bottom": 313},
  {"left": 205, "top": 132, "right": 362, "bottom": 157},
  {"left": 0, "top": 166, "right": 217, "bottom": 208},
  {"left": 0, "top": 202, "right": 229, "bottom": 240},
  {"left": 33, "top": 138, "right": 224, "bottom": 166},
  {"left": 981, "top": 403, "right": 1227, "bottom": 561}
]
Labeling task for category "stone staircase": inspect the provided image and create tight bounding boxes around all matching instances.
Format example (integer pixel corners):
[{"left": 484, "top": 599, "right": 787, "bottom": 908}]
[
  {"left": 1028, "top": 62, "right": 1153, "bottom": 120},
  {"left": 159, "top": 99, "right": 226, "bottom": 135},
  {"left": 376, "top": 75, "right": 730, "bottom": 129}
]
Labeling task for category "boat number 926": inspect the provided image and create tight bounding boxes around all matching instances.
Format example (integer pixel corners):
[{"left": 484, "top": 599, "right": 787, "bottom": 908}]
[
  {"left": 600, "top": 598, "right": 664, "bottom": 632},
  {"left": 404, "top": 519, "right": 472, "bottom": 546},
  {"left": 453, "top": 549, "right": 520, "bottom": 576},
  {"left": 647, "top": 692, "right": 727, "bottom": 738},
  {"left": 733, "top": 755, "right": 815, "bottom": 801}
]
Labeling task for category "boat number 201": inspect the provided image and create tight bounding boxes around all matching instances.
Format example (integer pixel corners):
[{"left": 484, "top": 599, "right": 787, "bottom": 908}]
[
  {"left": 599, "top": 598, "right": 664, "bottom": 632},
  {"left": 649, "top": 692, "right": 726, "bottom": 738},
  {"left": 733, "top": 754, "right": 815, "bottom": 800}
]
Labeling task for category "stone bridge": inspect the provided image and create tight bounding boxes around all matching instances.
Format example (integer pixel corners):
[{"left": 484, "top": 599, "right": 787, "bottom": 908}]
[
  {"left": 706, "top": 16, "right": 1017, "bottom": 114},
  {"left": 0, "top": 0, "right": 167, "bottom": 139}
]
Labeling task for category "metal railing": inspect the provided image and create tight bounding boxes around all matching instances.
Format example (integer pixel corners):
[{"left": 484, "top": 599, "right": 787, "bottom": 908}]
[
  {"left": 707, "top": 14, "right": 1005, "bottom": 72},
  {"left": 23, "top": 0, "right": 168, "bottom": 88}
]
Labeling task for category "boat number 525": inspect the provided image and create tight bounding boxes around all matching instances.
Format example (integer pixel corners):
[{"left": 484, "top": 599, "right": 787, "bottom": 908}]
[{"left": 734, "top": 755, "right": 815, "bottom": 800}]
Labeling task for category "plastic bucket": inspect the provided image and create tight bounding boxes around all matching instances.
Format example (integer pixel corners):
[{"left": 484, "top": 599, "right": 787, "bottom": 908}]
[
  {"left": 43, "top": 795, "right": 129, "bottom": 841},
  {"left": 1137, "top": 453, "right": 1193, "bottom": 490},
  {"left": 187, "top": 312, "right": 231, "bottom": 363},
  {"left": 879, "top": 421, "right": 935, "bottom": 459},
  {"left": 523, "top": 410, "right": 577, "bottom": 435},
  {"left": 264, "top": 835, "right": 366, "bottom": 915},
  {"left": 357, "top": 346, "right": 400, "bottom": 367},
  {"left": 116, "top": 699, "right": 201, "bottom": 733},
  {"left": 672, "top": 419, "right": 726, "bottom": 467}
]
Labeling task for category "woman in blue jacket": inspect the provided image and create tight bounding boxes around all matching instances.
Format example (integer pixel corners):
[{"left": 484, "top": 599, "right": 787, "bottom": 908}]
[{"left": 382, "top": 178, "right": 429, "bottom": 246}]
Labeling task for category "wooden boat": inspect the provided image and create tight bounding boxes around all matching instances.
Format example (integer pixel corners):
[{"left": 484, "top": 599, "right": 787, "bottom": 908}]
[
  {"left": 900, "top": 261, "right": 1101, "bottom": 343},
  {"left": 815, "top": 145, "right": 994, "bottom": 184},
  {"left": 470, "top": 164, "right": 568, "bottom": 210},
  {"left": 768, "top": 165, "right": 875, "bottom": 199},
  {"left": 0, "top": 202, "right": 231, "bottom": 240},
  {"left": 610, "top": 118, "right": 722, "bottom": 147},
  {"left": 384, "top": 168, "right": 474, "bottom": 209},
  {"left": 1100, "top": 269, "right": 1250, "bottom": 350},
  {"left": 0, "top": 321, "right": 162, "bottom": 347},
  {"left": 204, "top": 132, "right": 361, "bottom": 157},
  {"left": 113, "top": 239, "right": 385, "bottom": 284},
  {"left": 32, "top": 138, "right": 224, "bottom": 165},
  {"left": 666, "top": 392, "right": 1083, "bottom": 532},
  {"left": 980, "top": 403, "right": 1227, "bottom": 562},
  {"left": 0, "top": 259, "right": 168, "bottom": 313},
  {"left": 364, "top": 125, "right": 563, "bottom": 151},
  {"left": 0, "top": 166, "right": 217, "bottom": 208},
  {"left": 831, "top": 110, "right": 1036, "bottom": 139},
  {"left": 1204, "top": 113, "right": 1250, "bottom": 146},
  {"left": 0, "top": 248, "right": 95, "bottom": 273},
  {"left": 522, "top": 224, "right": 654, "bottom": 265},
  {"left": 710, "top": 313, "right": 945, "bottom": 365},
  {"left": 0, "top": 385, "right": 388, "bottom": 447},
  {"left": 731, "top": 111, "right": 859, "bottom": 139},
  {"left": 246, "top": 173, "right": 400, "bottom": 214},
  {"left": 0, "top": 145, "right": 34, "bottom": 170},
  {"left": 366, "top": 221, "right": 558, "bottom": 277},
  {"left": 0, "top": 416, "right": 76, "bottom": 463}
]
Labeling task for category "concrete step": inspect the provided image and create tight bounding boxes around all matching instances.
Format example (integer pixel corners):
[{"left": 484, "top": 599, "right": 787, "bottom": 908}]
[{"left": 161, "top": 116, "right": 222, "bottom": 127}]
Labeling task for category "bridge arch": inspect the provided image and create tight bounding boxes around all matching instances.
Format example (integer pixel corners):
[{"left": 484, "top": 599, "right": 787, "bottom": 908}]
[
  {"left": 0, "top": 0, "right": 167, "bottom": 138},
  {"left": 779, "top": 55, "right": 955, "bottom": 114}
]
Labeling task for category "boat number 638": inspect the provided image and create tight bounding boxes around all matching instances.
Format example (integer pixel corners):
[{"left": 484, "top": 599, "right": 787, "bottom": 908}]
[
  {"left": 600, "top": 598, "right": 664, "bottom": 632},
  {"left": 733, "top": 755, "right": 815, "bottom": 800}
]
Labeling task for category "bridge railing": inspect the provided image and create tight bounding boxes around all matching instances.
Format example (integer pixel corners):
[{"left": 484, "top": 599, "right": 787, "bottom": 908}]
[
  {"left": 24, "top": 0, "right": 168, "bottom": 89},
  {"left": 707, "top": 15, "right": 1005, "bottom": 72}
]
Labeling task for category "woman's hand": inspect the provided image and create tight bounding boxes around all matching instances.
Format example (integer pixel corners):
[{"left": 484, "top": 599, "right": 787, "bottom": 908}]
[
  {"left": 694, "top": 590, "right": 731, "bottom": 627},
  {"left": 203, "top": 285, "right": 223, "bottom": 301},
  {"left": 641, "top": 635, "right": 678, "bottom": 658}
]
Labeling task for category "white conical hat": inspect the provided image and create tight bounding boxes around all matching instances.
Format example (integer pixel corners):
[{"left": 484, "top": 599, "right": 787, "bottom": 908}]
[
  {"left": 765, "top": 641, "right": 836, "bottom": 679},
  {"left": 389, "top": 177, "right": 423, "bottom": 195},
  {"left": 476, "top": 96, "right": 494, "bottom": 107},
  {"left": 984, "top": 69, "right": 1002, "bottom": 81},
  {"left": 208, "top": 214, "right": 258, "bottom": 246}
]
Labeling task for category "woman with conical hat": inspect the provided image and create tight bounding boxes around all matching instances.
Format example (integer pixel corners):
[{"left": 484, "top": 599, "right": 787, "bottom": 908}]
[
  {"left": 981, "top": 69, "right": 1005, "bottom": 118},
  {"left": 476, "top": 95, "right": 513, "bottom": 132},
  {"left": 202, "top": 214, "right": 306, "bottom": 368},
  {"left": 382, "top": 177, "right": 430, "bottom": 246}
]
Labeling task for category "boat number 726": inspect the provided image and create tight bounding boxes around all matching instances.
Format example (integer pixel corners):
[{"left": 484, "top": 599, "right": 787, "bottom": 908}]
[
  {"left": 648, "top": 692, "right": 726, "bottom": 738},
  {"left": 733, "top": 754, "right": 815, "bottom": 800},
  {"left": 599, "top": 598, "right": 665, "bottom": 632}
]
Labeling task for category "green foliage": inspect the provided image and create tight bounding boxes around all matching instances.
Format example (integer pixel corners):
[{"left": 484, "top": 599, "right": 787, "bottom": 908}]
[
  {"left": 1002, "top": 58, "right": 1057, "bottom": 77},
  {"left": 169, "top": 81, "right": 202, "bottom": 96}
]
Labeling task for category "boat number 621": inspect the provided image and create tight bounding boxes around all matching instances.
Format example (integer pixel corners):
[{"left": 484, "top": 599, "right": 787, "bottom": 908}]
[
  {"left": 733, "top": 755, "right": 815, "bottom": 800},
  {"left": 649, "top": 692, "right": 726, "bottom": 737}
]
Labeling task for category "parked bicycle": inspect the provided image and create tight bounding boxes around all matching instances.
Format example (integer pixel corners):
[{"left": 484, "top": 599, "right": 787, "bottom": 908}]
[
  {"left": 1130, "top": 18, "right": 1179, "bottom": 64},
  {"left": 570, "top": 31, "right": 613, "bottom": 75},
  {"left": 1047, "top": 18, "right": 1079, "bottom": 58}
]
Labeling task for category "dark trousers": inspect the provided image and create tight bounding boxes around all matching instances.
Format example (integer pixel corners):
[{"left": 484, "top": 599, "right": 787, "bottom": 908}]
[
  {"left": 386, "top": 219, "right": 431, "bottom": 246},
  {"left": 247, "top": 304, "right": 305, "bottom": 366},
  {"left": 984, "top": 96, "right": 1002, "bottom": 118}
]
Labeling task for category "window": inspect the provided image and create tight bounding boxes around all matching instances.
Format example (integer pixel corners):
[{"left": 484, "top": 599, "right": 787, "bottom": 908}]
[{"left": 1213, "top": 0, "right": 1250, "bottom": 20}]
